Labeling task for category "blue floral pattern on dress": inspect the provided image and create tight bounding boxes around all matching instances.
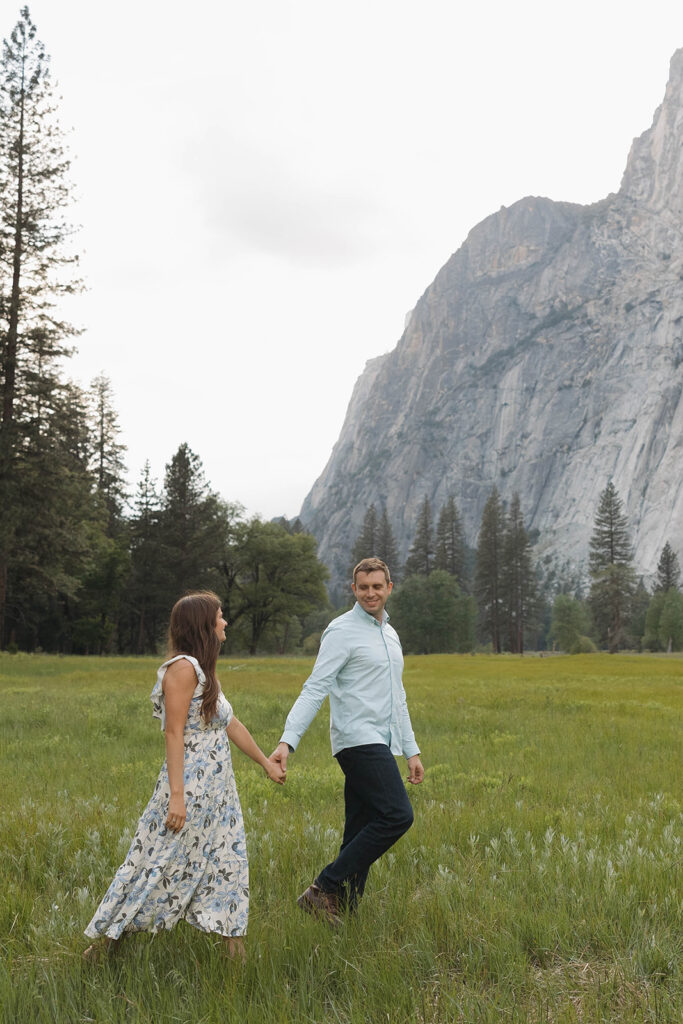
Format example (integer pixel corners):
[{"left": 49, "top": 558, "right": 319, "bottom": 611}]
[{"left": 84, "top": 655, "right": 249, "bottom": 939}]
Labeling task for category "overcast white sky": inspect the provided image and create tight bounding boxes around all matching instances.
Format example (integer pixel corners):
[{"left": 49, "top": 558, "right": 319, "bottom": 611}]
[{"left": 21, "top": 0, "right": 683, "bottom": 518}]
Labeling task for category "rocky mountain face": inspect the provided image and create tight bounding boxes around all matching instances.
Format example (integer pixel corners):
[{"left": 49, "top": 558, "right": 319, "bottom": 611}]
[{"left": 300, "top": 51, "right": 683, "bottom": 588}]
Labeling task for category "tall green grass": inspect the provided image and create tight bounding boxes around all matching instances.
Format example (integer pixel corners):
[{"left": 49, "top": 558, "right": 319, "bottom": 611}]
[{"left": 1, "top": 653, "right": 680, "bottom": 1022}]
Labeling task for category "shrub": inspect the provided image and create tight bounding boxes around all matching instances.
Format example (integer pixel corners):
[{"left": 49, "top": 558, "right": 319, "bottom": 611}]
[{"left": 570, "top": 635, "right": 598, "bottom": 654}]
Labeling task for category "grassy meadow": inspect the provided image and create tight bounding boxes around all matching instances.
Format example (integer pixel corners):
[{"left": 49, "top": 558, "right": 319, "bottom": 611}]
[{"left": 0, "top": 652, "right": 680, "bottom": 1023}]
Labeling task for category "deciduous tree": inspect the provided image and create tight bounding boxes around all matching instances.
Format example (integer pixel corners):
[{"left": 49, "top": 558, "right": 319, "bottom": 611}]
[
  {"left": 549, "top": 594, "right": 592, "bottom": 652},
  {"left": 389, "top": 570, "right": 475, "bottom": 654},
  {"left": 228, "top": 520, "right": 328, "bottom": 655},
  {"left": 658, "top": 588, "right": 683, "bottom": 652}
]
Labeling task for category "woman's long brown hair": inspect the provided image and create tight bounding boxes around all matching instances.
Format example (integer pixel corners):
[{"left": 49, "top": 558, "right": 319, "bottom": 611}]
[{"left": 167, "top": 591, "right": 222, "bottom": 724}]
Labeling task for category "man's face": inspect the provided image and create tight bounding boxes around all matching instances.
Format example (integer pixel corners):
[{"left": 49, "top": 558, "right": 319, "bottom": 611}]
[{"left": 352, "top": 570, "right": 393, "bottom": 621}]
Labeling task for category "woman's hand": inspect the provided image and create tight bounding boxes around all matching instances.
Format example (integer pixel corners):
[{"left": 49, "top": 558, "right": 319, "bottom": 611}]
[
  {"left": 264, "top": 756, "right": 286, "bottom": 785},
  {"left": 165, "top": 793, "right": 186, "bottom": 831},
  {"left": 227, "top": 716, "right": 287, "bottom": 785}
]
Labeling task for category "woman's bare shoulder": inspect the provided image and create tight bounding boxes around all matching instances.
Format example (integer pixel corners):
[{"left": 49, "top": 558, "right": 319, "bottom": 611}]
[{"left": 163, "top": 656, "right": 198, "bottom": 691}]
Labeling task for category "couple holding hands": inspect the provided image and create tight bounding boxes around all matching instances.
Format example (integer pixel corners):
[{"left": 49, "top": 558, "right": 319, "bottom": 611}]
[{"left": 84, "top": 558, "right": 424, "bottom": 962}]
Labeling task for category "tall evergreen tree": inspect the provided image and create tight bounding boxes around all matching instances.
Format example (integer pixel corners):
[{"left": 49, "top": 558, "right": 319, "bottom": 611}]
[
  {"left": 501, "top": 493, "right": 537, "bottom": 653},
  {"left": 89, "top": 374, "right": 127, "bottom": 525},
  {"left": 349, "top": 503, "right": 378, "bottom": 573},
  {"left": 125, "top": 462, "right": 165, "bottom": 652},
  {"left": 588, "top": 481, "right": 636, "bottom": 652},
  {"left": 655, "top": 541, "right": 680, "bottom": 593},
  {"left": 434, "top": 495, "right": 466, "bottom": 586},
  {"left": 0, "top": 7, "right": 82, "bottom": 645},
  {"left": 159, "top": 443, "right": 233, "bottom": 602},
  {"left": 376, "top": 507, "right": 399, "bottom": 578},
  {"left": 65, "top": 374, "right": 131, "bottom": 653},
  {"left": 404, "top": 497, "right": 434, "bottom": 577},
  {"left": 5, "top": 382, "right": 102, "bottom": 650},
  {"left": 475, "top": 487, "right": 504, "bottom": 652}
]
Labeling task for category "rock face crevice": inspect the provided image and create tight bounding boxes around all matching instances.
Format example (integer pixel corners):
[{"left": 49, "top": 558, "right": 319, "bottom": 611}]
[{"left": 300, "top": 51, "right": 683, "bottom": 587}]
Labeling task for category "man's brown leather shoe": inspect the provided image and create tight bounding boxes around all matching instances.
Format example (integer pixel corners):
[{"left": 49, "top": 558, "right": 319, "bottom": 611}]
[{"left": 296, "top": 884, "right": 342, "bottom": 928}]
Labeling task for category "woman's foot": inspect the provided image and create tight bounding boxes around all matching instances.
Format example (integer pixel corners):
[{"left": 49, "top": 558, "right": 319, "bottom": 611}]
[
  {"left": 221, "top": 936, "right": 246, "bottom": 965},
  {"left": 82, "top": 936, "right": 120, "bottom": 963}
]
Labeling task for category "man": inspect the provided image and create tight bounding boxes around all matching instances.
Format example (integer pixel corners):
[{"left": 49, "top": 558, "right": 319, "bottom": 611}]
[{"left": 272, "top": 557, "right": 424, "bottom": 926}]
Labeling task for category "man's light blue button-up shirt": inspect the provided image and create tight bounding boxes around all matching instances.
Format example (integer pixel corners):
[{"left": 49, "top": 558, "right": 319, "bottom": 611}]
[{"left": 280, "top": 601, "right": 420, "bottom": 759}]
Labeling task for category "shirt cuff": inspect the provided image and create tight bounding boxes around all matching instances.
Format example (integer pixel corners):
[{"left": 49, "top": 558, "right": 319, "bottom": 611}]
[
  {"left": 403, "top": 741, "right": 420, "bottom": 759},
  {"left": 280, "top": 730, "right": 299, "bottom": 751}
]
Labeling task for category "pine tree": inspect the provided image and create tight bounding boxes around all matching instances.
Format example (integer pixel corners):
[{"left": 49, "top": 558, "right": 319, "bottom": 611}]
[
  {"left": 588, "top": 481, "right": 633, "bottom": 570},
  {"left": 376, "top": 507, "right": 399, "bottom": 578},
  {"left": 655, "top": 541, "right": 680, "bottom": 593},
  {"left": 404, "top": 497, "right": 434, "bottom": 577},
  {"left": 5, "top": 381, "right": 102, "bottom": 650},
  {"left": 588, "top": 481, "right": 636, "bottom": 652},
  {"left": 64, "top": 375, "right": 131, "bottom": 652},
  {"left": 0, "top": 7, "right": 81, "bottom": 645},
  {"left": 434, "top": 495, "right": 466, "bottom": 586},
  {"left": 474, "top": 487, "right": 504, "bottom": 653},
  {"left": 159, "top": 443, "right": 229, "bottom": 602},
  {"left": 501, "top": 493, "right": 537, "bottom": 653},
  {"left": 123, "top": 463, "right": 166, "bottom": 652},
  {"left": 89, "top": 374, "right": 127, "bottom": 525},
  {"left": 350, "top": 504, "right": 378, "bottom": 573}
]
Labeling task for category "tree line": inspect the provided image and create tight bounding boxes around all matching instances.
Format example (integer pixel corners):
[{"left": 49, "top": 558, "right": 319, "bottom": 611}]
[{"left": 349, "top": 485, "right": 682, "bottom": 656}]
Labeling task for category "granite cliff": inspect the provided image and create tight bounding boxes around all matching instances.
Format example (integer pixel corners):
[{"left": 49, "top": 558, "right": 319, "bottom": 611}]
[{"left": 300, "top": 50, "right": 683, "bottom": 587}]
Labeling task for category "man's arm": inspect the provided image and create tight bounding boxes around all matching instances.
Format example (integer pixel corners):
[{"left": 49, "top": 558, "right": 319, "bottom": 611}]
[
  {"left": 396, "top": 659, "right": 423, "bottom": 783},
  {"left": 271, "top": 624, "right": 349, "bottom": 771}
]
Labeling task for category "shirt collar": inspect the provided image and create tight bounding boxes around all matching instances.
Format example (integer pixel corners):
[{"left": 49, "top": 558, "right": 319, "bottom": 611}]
[{"left": 353, "top": 601, "right": 389, "bottom": 626}]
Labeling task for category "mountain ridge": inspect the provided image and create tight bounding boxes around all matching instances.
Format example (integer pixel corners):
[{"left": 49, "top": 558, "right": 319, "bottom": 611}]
[{"left": 300, "top": 50, "right": 683, "bottom": 588}]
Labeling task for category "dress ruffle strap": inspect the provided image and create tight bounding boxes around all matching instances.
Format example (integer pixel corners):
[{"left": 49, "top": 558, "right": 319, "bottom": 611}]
[{"left": 150, "top": 655, "right": 206, "bottom": 730}]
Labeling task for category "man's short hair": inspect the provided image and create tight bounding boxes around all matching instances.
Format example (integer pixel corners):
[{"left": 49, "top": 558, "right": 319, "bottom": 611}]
[{"left": 352, "top": 557, "right": 391, "bottom": 584}]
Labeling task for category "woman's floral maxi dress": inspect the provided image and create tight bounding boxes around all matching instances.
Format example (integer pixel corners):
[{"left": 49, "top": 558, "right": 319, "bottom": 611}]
[{"left": 84, "top": 655, "right": 249, "bottom": 939}]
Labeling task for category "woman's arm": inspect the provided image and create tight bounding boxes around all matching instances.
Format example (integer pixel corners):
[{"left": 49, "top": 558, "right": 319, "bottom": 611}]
[
  {"left": 162, "top": 659, "right": 197, "bottom": 830},
  {"left": 227, "top": 717, "right": 286, "bottom": 784}
]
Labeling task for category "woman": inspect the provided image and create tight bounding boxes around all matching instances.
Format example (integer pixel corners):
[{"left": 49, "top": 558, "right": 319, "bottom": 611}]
[{"left": 83, "top": 591, "right": 284, "bottom": 961}]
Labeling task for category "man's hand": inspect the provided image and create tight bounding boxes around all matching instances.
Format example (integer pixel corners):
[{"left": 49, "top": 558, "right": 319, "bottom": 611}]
[
  {"left": 264, "top": 756, "right": 287, "bottom": 785},
  {"left": 406, "top": 755, "right": 424, "bottom": 785},
  {"left": 271, "top": 741, "right": 291, "bottom": 774}
]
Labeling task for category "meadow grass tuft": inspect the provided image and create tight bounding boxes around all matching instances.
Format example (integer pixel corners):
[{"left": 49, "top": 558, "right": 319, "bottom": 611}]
[{"left": 0, "top": 652, "right": 680, "bottom": 1022}]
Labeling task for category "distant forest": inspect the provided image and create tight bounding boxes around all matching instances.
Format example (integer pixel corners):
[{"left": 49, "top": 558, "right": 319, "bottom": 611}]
[{"left": 1, "top": 8, "right": 682, "bottom": 657}]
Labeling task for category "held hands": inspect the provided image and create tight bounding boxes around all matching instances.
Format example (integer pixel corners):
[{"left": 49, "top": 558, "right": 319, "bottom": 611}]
[
  {"left": 264, "top": 756, "right": 286, "bottom": 785},
  {"left": 406, "top": 755, "right": 424, "bottom": 785},
  {"left": 270, "top": 741, "right": 291, "bottom": 774}
]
